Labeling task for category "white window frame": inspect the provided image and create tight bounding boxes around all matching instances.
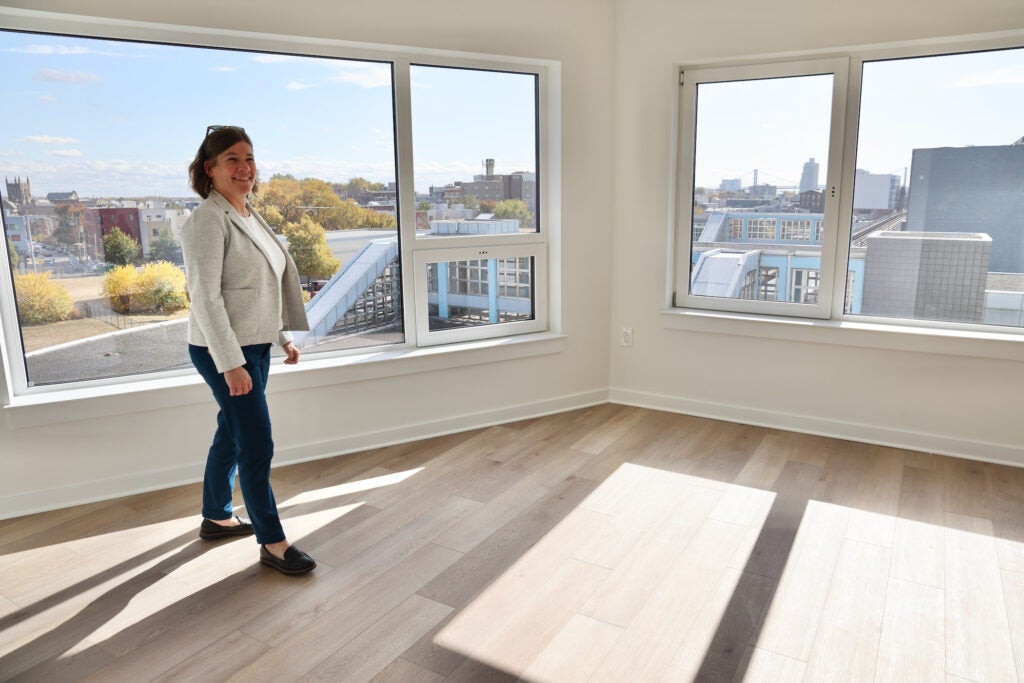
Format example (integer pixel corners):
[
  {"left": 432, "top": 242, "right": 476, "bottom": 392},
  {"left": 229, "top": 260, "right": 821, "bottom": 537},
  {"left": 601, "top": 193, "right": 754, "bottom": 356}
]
[
  {"left": 666, "top": 32, "right": 1024, "bottom": 363},
  {"left": 0, "top": 8, "right": 560, "bottom": 403},
  {"left": 413, "top": 243, "right": 547, "bottom": 346},
  {"left": 674, "top": 58, "right": 849, "bottom": 319}
]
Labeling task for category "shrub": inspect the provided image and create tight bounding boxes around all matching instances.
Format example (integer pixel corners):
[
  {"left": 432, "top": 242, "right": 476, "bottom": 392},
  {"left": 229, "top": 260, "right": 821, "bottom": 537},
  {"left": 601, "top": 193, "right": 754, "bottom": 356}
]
[
  {"left": 14, "top": 272, "right": 74, "bottom": 324},
  {"left": 102, "top": 261, "right": 188, "bottom": 314},
  {"left": 136, "top": 261, "right": 188, "bottom": 312},
  {"left": 102, "top": 264, "right": 140, "bottom": 314}
]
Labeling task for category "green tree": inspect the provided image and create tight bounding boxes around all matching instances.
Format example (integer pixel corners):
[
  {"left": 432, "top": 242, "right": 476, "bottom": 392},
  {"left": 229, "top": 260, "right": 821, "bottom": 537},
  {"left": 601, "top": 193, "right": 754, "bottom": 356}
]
[
  {"left": 7, "top": 237, "right": 19, "bottom": 272},
  {"left": 460, "top": 195, "right": 480, "bottom": 212},
  {"left": 283, "top": 215, "right": 340, "bottom": 280},
  {"left": 416, "top": 200, "right": 432, "bottom": 211},
  {"left": 148, "top": 228, "right": 182, "bottom": 264},
  {"left": 492, "top": 199, "right": 534, "bottom": 229},
  {"left": 103, "top": 227, "right": 140, "bottom": 266}
]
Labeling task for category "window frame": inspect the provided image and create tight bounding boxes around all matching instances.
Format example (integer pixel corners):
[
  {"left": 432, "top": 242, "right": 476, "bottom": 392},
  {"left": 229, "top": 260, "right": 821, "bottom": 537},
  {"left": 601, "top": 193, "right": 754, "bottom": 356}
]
[
  {"left": 413, "top": 243, "right": 547, "bottom": 346},
  {"left": 674, "top": 58, "right": 850, "bottom": 319},
  {"left": 0, "top": 9, "right": 560, "bottom": 403},
  {"left": 668, "top": 32, "right": 1024, "bottom": 359}
]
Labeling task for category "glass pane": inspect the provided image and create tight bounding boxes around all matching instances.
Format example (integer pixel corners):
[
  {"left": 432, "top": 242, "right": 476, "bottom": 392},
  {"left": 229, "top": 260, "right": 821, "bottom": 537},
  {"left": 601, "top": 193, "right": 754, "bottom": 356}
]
[
  {"left": 410, "top": 65, "right": 538, "bottom": 236},
  {"left": 689, "top": 74, "right": 834, "bottom": 303},
  {"left": 425, "top": 257, "right": 534, "bottom": 331},
  {"left": 848, "top": 47, "right": 1024, "bottom": 327},
  {"left": 0, "top": 30, "right": 399, "bottom": 386}
]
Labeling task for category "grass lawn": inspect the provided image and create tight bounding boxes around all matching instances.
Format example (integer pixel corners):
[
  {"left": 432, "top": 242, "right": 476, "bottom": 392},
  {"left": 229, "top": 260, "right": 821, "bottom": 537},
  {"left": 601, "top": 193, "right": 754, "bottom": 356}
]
[{"left": 20, "top": 318, "right": 120, "bottom": 353}]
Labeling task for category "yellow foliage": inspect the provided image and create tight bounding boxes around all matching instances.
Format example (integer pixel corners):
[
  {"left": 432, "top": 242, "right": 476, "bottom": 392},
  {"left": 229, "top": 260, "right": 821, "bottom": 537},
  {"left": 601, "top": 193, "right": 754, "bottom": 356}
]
[
  {"left": 102, "top": 261, "right": 188, "bottom": 314},
  {"left": 13, "top": 271, "right": 74, "bottom": 324}
]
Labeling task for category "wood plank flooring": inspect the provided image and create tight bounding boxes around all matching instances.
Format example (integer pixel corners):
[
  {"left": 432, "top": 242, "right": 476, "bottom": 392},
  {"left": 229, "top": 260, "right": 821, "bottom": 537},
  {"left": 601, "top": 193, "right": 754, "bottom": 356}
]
[{"left": 1, "top": 404, "right": 1023, "bottom": 682}]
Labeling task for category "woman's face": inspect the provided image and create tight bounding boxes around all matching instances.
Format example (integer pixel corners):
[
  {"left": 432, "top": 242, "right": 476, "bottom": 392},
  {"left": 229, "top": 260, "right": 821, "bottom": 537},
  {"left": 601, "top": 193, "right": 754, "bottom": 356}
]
[{"left": 205, "top": 141, "right": 256, "bottom": 201}]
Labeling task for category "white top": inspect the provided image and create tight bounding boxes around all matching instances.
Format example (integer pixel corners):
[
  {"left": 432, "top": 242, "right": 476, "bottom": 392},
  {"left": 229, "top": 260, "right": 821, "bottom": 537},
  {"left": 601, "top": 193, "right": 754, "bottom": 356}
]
[{"left": 243, "top": 212, "right": 286, "bottom": 281}]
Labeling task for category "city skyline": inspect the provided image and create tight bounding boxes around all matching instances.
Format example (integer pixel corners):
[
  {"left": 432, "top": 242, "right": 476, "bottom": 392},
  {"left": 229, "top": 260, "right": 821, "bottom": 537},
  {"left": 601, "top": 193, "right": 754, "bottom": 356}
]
[
  {"left": 0, "top": 30, "right": 537, "bottom": 199},
  {"left": 692, "top": 46, "right": 1022, "bottom": 191}
]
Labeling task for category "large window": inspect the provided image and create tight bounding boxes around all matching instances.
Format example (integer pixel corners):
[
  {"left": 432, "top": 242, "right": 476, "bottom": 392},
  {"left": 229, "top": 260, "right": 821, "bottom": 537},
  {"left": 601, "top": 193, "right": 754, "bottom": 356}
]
[
  {"left": 675, "top": 42, "right": 1024, "bottom": 336},
  {"left": 0, "top": 18, "right": 552, "bottom": 396}
]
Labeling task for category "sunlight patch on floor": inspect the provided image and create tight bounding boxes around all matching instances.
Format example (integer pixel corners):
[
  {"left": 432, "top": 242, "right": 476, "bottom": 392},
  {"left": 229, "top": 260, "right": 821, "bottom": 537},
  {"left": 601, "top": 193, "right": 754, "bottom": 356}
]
[{"left": 278, "top": 468, "right": 423, "bottom": 508}]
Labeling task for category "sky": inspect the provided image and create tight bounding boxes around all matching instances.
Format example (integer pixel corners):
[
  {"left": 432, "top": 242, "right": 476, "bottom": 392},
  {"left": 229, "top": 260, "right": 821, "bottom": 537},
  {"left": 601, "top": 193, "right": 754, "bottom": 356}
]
[
  {"left": 0, "top": 30, "right": 537, "bottom": 198},
  {"left": 692, "top": 47, "right": 1024, "bottom": 191}
]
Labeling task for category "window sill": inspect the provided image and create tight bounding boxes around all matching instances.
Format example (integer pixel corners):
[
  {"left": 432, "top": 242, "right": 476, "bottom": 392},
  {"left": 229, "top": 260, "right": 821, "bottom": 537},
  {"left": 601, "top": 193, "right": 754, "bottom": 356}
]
[
  {"left": 3, "top": 332, "right": 567, "bottom": 428},
  {"left": 661, "top": 308, "right": 1024, "bottom": 362}
]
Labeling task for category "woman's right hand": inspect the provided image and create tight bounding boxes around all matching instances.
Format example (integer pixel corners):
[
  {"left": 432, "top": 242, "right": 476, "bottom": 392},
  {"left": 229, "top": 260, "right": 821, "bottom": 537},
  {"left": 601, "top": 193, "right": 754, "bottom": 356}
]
[{"left": 224, "top": 366, "right": 252, "bottom": 396}]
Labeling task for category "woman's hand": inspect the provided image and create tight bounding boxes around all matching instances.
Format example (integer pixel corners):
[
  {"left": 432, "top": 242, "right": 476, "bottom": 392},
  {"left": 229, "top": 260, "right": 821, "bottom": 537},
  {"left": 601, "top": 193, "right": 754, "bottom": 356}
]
[
  {"left": 224, "top": 366, "right": 252, "bottom": 396},
  {"left": 282, "top": 341, "right": 301, "bottom": 365}
]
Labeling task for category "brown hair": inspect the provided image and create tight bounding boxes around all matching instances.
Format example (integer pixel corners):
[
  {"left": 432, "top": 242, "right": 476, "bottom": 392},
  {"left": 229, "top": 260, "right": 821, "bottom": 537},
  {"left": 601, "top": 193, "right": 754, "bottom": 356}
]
[{"left": 188, "top": 126, "right": 259, "bottom": 198}]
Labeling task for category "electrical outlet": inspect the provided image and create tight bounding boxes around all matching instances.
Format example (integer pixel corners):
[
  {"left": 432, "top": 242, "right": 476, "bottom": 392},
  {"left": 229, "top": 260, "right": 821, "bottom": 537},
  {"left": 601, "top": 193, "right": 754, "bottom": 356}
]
[{"left": 621, "top": 327, "right": 633, "bottom": 347}]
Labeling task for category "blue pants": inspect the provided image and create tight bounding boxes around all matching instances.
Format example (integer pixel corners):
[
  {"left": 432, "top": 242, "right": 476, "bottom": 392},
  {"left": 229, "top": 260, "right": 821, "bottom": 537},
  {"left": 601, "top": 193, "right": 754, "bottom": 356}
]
[{"left": 189, "top": 343, "right": 285, "bottom": 545}]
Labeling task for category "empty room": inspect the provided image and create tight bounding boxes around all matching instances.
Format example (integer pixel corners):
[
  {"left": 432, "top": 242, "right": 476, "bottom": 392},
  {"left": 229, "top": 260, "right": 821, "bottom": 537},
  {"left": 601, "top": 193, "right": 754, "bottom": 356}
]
[{"left": 1, "top": 0, "right": 1022, "bottom": 681}]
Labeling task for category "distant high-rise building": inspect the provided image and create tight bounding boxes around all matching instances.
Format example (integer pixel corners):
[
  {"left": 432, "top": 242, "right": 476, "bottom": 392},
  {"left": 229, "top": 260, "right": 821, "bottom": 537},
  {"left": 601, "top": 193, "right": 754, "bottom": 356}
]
[
  {"left": 799, "top": 158, "right": 819, "bottom": 194},
  {"left": 719, "top": 178, "right": 742, "bottom": 192}
]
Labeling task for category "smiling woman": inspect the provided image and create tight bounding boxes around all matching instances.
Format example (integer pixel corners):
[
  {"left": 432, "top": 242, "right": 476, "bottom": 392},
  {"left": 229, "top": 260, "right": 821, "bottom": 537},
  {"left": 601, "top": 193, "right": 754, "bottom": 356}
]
[{"left": 0, "top": 18, "right": 553, "bottom": 398}]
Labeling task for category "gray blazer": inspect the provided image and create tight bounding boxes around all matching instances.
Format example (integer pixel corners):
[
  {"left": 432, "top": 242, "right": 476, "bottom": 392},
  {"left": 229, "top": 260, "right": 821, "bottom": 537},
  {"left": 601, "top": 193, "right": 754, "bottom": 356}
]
[{"left": 180, "top": 190, "right": 309, "bottom": 373}]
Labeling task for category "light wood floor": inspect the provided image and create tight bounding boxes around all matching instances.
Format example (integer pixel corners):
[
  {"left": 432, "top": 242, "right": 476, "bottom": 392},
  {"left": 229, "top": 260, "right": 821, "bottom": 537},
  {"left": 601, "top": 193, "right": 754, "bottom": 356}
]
[{"left": 2, "top": 404, "right": 1023, "bottom": 682}]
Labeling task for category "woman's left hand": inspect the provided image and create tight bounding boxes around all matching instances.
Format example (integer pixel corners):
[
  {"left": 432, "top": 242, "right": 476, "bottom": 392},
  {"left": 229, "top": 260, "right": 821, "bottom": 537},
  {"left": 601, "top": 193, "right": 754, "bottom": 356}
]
[{"left": 282, "top": 341, "right": 301, "bottom": 365}]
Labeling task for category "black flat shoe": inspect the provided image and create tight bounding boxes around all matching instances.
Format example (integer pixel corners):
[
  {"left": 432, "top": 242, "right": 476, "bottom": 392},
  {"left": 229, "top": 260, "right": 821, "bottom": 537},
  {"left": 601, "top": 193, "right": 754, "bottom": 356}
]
[
  {"left": 260, "top": 545, "right": 317, "bottom": 575},
  {"left": 199, "top": 516, "right": 255, "bottom": 540}
]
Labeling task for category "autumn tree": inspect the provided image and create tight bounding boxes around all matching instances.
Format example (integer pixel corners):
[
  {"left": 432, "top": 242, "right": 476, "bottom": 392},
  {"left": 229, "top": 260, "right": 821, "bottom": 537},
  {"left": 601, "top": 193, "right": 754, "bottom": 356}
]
[
  {"left": 343, "top": 177, "right": 385, "bottom": 196},
  {"left": 283, "top": 214, "right": 340, "bottom": 280},
  {"left": 53, "top": 204, "right": 84, "bottom": 250},
  {"left": 492, "top": 199, "right": 534, "bottom": 229},
  {"left": 253, "top": 174, "right": 304, "bottom": 224},
  {"left": 102, "top": 227, "right": 140, "bottom": 266}
]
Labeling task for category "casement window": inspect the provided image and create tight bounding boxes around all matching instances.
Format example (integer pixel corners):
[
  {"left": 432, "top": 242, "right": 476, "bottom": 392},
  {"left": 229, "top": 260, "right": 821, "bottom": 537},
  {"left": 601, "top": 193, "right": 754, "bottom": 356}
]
[
  {"left": 674, "top": 41, "right": 1024, "bottom": 337},
  {"left": 0, "top": 14, "right": 554, "bottom": 397}
]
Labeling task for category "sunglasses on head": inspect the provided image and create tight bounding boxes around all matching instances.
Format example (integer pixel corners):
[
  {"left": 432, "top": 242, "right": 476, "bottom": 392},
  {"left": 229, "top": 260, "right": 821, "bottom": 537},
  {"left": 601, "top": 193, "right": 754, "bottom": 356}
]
[{"left": 206, "top": 125, "right": 245, "bottom": 137}]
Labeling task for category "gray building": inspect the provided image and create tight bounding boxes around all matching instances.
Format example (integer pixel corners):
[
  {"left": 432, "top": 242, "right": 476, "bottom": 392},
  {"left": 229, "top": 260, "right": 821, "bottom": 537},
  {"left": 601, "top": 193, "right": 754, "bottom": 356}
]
[
  {"left": 906, "top": 144, "right": 1024, "bottom": 273},
  {"left": 861, "top": 231, "right": 991, "bottom": 323}
]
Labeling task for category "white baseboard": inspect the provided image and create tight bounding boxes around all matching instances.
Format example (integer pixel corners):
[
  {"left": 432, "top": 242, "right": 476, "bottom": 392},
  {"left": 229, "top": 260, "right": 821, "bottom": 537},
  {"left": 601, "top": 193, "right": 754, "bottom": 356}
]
[
  {"left": 609, "top": 387, "right": 1024, "bottom": 468},
  {"left": 0, "top": 389, "right": 609, "bottom": 520}
]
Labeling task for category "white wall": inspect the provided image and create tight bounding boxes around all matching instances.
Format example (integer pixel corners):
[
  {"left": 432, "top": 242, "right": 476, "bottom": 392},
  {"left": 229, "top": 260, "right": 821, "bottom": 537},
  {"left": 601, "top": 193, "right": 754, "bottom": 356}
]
[
  {"left": 3, "top": 0, "right": 1022, "bottom": 519},
  {"left": 609, "top": 0, "right": 1024, "bottom": 464},
  {"left": 0, "top": 0, "right": 616, "bottom": 518}
]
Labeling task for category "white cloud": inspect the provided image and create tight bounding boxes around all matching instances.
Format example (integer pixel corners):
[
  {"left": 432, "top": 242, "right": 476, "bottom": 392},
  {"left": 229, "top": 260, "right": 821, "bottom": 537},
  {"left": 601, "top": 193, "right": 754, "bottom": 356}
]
[
  {"left": 211, "top": 66, "right": 238, "bottom": 72},
  {"left": 22, "top": 45, "right": 91, "bottom": 55},
  {"left": 48, "top": 149, "right": 84, "bottom": 158},
  {"left": 36, "top": 68, "right": 101, "bottom": 84},
  {"left": 39, "top": 95, "right": 58, "bottom": 103},
  {"left": 331, "top": 63, "right": 391, "bottom": 89},
  {"left": 952, "top": 66, "right": 1024, "bottom": 87},
  {"left": 252, "top": 54, "right": 295, "bottom": 63},
  {"left": 286, "top": 81, "right": 316, "bottom": 90},
  {"left": 0, "top": 158, "right": 189, "bottom": 197},
  {"left": 24, "top": 135, "right": 79, "bottom": 145}
]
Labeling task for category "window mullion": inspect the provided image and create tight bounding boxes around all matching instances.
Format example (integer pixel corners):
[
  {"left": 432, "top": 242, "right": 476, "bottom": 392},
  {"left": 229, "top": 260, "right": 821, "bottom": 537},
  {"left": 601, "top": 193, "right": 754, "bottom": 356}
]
[
  {"left": 829, "top": 56, "right": 864, "bottom": 320},
  {"left": 392, "top": 59, "right": 419, "bottom": 348}
]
